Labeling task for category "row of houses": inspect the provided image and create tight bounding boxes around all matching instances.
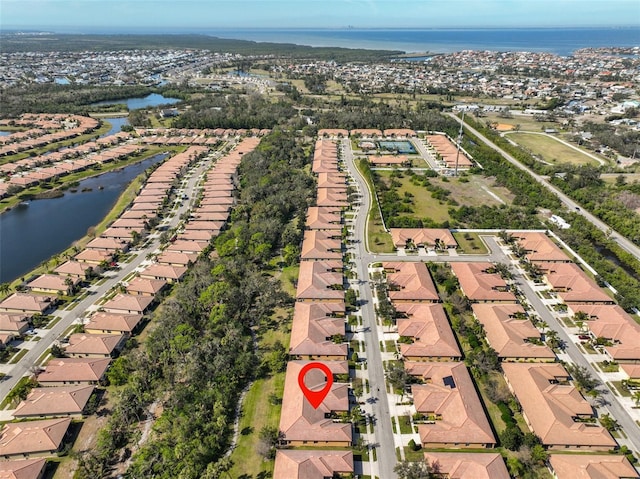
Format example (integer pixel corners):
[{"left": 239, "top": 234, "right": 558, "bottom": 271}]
[
  {"left": 0, "top": 131, "right": 133, "bottom": 175},
  {"left": 514, "top": 231, "right": 640, "bottom": 363},
  {"left": 137, "top": 127, "right": 271, "bottom": 144},
  {"left": 274, "top": 139, "right": 354, "bottom": 479},
  {"left": 318, "top": 128, "right": 417, "bottom": 138},
  {"left": 2, "top": 142, "right": 144, "bottom": 193},
  {"left": 0, "top": 140, "right": 260, "bottom": 468},
  {"left": 0, "top": 114, "right": 99, "bottom": 156}
]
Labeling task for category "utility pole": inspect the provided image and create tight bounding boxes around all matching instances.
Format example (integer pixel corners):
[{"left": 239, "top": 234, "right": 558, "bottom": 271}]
[{"left": 454, "top": 111, "right": 465, "bottom": 177}]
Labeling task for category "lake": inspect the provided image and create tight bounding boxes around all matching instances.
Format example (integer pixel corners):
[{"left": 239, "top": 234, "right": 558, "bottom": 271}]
[
  {"left": 100, "top": 117, "right": 130, "bottom": 138},
  {"left": 90, "top": 93, "right": 181, "bottom": 110},
  {"left": 0, "top": 153, "right": 168, "bottom": 283}
]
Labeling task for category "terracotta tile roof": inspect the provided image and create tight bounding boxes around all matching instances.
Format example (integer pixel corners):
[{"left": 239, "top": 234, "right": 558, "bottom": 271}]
[
  {"left": 0, "top": 293, "right": 54, "bottom": 314},
  {"left": 472, "top": 304, "right": 555, "bottom": 360},
  {"left": 570, "top": 304, "right": 640, "bottom": 361},
  {"left": 86, "top": 312, "right": 142, "bottom": 334},
  {"left": 305, "top": 206, "right": 342, "bottom": 230},
  {"left": 514, "top": 231, "right": 570, "bottom": 263},
  {"left": 544, "top": 263, "right": 614, "bottom": 304},
  {"left": 502, "top": 363, "right": 616, "bottom": 449},
  {"left": 102, "top": 293, "right": 153, "bottom": 314},
  {"left": 0, "top": 314, "right": 29, "bottom": 334},
  {"left": 316, "top": 172, "right": 346, "bottom": 189},
  {"left": 423, "top": 452, "right": 510, "bottom": 479},
  {"left": 369, "top": 155, "right": 408, "bottom": 165},
  {"left": 350, "top": 129, "right": 383, "bottom": 137},
  {"left": 38, "top": 357, "right": 111, "bottom": 384},
  {"left": 125, "top": 277, "right": 167, "bottom": 296},
  {"left": 316, "top": 187, "right": 348, "bottom": 208},
  {"left": 451, "top": 263, "right": 517, "bottom": 303},
  {"left": 13, "top": 385, "right": 95, "bottom": 418},
  {"left": 390, "top": 228, "right": 457, "bottom": 249},
  {"left": 279, "top": 360, "right": 351, "bottom": 444},
  {"left": 395, "top": 303, "right": 461, "bottom": 359},
  {"left": 408, "top": 362, "right": 495, "bottom": 446},
  {"left": 64, "top": 333, "right": 125, "bottom": 357},
  {"left": 54, "top": 260, "right": 89, "bottom": 277},
  {"left": 0, "top": 457, "right": 47, "bottom": 479},
  {"left": 549, "top": 454, "right": 639, "bottom": 479},
  {"left": 289, "top": 302, "right": 347, "bottom": 358},
  {"left": 156, "top": 251, "right": 197, "bottom": 266},
  {"left": 620, "top": 363, "right": 640, "bottom": 380},
  {"left": 296, "top": 261, "right": 344, "bottom": 302},
  {"left": 26, "top": 274, "right": 78, "bottom": 293},
  {"left": 0, "top": 418, "right": 71, "bottom": 457},
  {"left": 317, "top": 129, "right": 349, "bottom": 137},
  {"left": 166, "top": 240, "right": 208, "bottom": 254},
  {"left": 301, "top": 230, "right": 343, "bottom": 261},
  {"left": 383, "top": 129, "right": 417, "bottom": 137},
  {"left": 384, "top": 262, "right": 439, "bottom": 302},
  {"left": 273, "top": 450, "right": 354, "bottom": 479},
  {"left": 140, "top": 264, "right": 187, "bottom": 281},
  {"left": 74, "top": 249, "right": 112, "bottom": 264}
]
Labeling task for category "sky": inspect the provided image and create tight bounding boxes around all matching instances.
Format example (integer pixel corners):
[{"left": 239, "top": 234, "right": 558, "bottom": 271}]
[{"left": 2, "top": 0, "right": 639, "bottom": 31}]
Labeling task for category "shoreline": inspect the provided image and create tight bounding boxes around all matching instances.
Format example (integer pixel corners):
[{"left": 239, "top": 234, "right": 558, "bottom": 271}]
[{"left": 0, "top": 149, "right": 170, "bottom": 287}]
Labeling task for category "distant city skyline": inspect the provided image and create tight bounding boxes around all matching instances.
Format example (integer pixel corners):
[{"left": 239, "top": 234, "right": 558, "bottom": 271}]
[{"left": 2, "top": 0, "right": 639, "bottom": 31}]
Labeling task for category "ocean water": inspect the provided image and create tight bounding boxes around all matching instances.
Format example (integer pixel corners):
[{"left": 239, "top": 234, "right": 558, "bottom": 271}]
[{"left": 206, "top": 27, "right": 640, "bottom": 55}]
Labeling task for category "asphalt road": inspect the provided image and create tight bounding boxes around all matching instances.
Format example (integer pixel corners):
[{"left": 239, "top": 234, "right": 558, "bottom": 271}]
[
  {"left": 341, "top": 135, "right": 640, "bottom": 467},
  {"left": 342, "top": 139, "right": 398, "bottom": 479},
  {"left": 0, "top": 152, "right": 217, "bottom": 402},
  {"left": 447, "top": 113, "right": 640, "bottom": 262}
]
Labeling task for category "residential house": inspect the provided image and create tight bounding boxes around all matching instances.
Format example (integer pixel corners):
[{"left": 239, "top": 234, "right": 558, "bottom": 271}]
[
  {"left": 85, "top": 312, "right": 143, "bottom": 336},
  {"left": 390, "top": 228, "right": 457, "bottom": 251},
  {"left": 273, "top": 450, "right": 354, "bottom": 479},
  {"left": 383, "top": 262, "right": 439, "bottom": 303},
  {"left": 37, "top": 358, "right": 111, "bottom": 386},
  {"left": 101, "top": 294, "right": 154, "bottom": 315},
  {"left": 502, "top": 362, "right": 616, "bottom": 450},
  {"left": 13, "top": 385, "right": 95, "bottom": 419},
  {"left": 0, "top": 458, "right": 47, "bottom": 479},
  {"left": 296, "top": 261, "right": 344, "bottom": 302},
  {"left": 423, "top": 452, "right": 510, "bottom": 479},
  {"left": 472, "top": 304, "right": 555, "bottom": 362},
  {"left": 543, "top": 263, "right": 614, "bottom": 304},
  {"left": 395, "top": 303, "right": 461, "bottom": 361},
  {"left": 407, "top": 362, "right": 496, "bottom": 448},
  {"left": 64, "top": 333, "right": 126, "bottom": 358},
  {"left": 451, "top": 263, "right": 517, "bottom": 303},
  {"left": 0, "top": 418, "right": 71, "bottom": 459},
  {"left": 278, "top": 360, "right": 351, "bottom": 447},
  {"left": 0, "top": 293, "right": 55, "bottom": 315},
  {"left": 549, "top": 454, "right": 639, "bottom": 479}
]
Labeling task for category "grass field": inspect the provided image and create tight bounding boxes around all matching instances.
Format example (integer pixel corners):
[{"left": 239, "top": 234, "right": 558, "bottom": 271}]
[
  {"left": 229, "top": 373, "right": 285, "bottom": 478},
  {"left": 452, "top": 231, "right": 489, "bottom": 254},
  {"left": 483, "top": 111, "right": 561, "bottom": 132},
  {"left": 506, "top": 132, "right": 605, "bottom": 166},
  {"left": 376, "top": 171, "right": 511, "bottom": 224}
]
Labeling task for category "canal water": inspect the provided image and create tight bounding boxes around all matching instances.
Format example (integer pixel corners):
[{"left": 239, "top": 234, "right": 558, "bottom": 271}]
[
  {"left": 90, "top": 93, "right": 181, "bottom": 110},
  {"left": 100, "top": 117, "right": 130, "bottom": 138},
  {"left": 0, "top": 153, "right": 168, "bottom": 283}
]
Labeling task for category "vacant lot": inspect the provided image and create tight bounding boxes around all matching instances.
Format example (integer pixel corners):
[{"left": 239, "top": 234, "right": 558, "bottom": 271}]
[
  {"left": 507, "top": 132, "right": 604, "bottom": 166},
  {"left": 377, "top": 171, "right": 512, "bottom": 223}
]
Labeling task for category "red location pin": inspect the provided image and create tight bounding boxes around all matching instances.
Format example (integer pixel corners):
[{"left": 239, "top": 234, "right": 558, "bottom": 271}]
[{"left": 298, "top": 362, "right": 333, "bottom": 409}]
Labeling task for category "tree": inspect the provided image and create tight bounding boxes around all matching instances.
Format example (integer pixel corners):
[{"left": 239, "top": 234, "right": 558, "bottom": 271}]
[
  {"left": 257, "top": 425, "right": 279, "bottom": 459},
  {"left": 599, "top": 413, "right": 620, "bottom": 432},
  {"left": 394, "top": 459, "right": 434, "bottom": 479},
  {"left": 565, "top": 363, "right": 599, "bottom": 395},
  {"left": 632, "top": 390, "right": 640, "bottom": 407},
  {"left": 0, "top": 283, "right": 11, "bottom": 297},
  {"left": 50, "top": 344, "right": 66, "bottom": 358},
  {"left": 500, "top": 425, "right": 524, "bottom": 451}
]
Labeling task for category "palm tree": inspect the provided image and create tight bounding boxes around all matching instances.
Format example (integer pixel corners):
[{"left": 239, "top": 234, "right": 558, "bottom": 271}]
[
  {"left": 0, "top": 283, "right": 11, "bottom": 297},
  {"left": 632, "top": 390, "right": 640, "bottom": 407},
  {"left": 538, "top": 320, "right": 549, "bottom": 334}
]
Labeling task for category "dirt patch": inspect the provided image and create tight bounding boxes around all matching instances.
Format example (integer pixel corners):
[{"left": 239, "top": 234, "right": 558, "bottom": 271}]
[{"left": 495, "top": 123, "right": 515, "bottom": 131}]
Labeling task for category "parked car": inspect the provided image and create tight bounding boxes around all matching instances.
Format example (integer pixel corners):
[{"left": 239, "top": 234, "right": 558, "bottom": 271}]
[{"left": 578, "top": 335, "right": 590, "bottom": 340}]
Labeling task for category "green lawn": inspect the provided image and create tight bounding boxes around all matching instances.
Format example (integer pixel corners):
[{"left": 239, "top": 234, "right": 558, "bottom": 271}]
[
  {"left": 507, "top": 132, "right": 604, "bottom": 166},
  {"left": 452, "top": 232, "right": 489, "bottom": 254},
  {"left": 229, "top": 373, "right": 285, "bottom": 478}
]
